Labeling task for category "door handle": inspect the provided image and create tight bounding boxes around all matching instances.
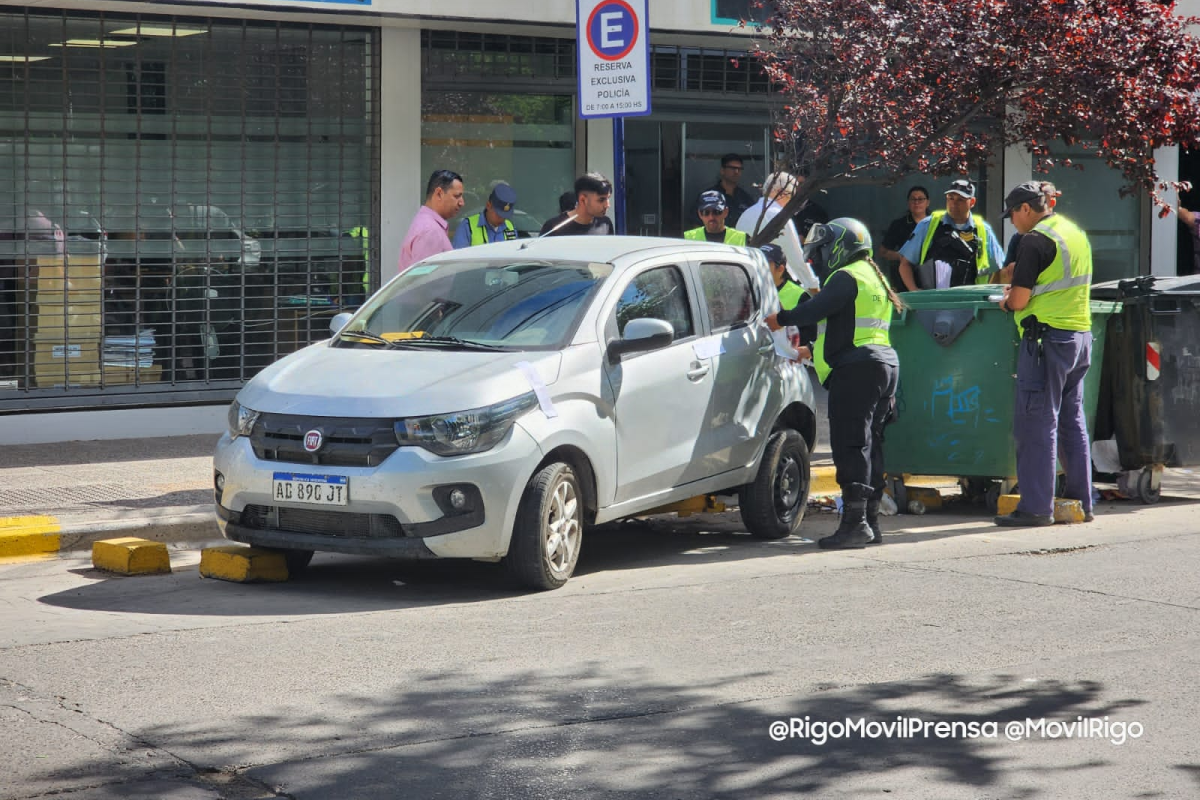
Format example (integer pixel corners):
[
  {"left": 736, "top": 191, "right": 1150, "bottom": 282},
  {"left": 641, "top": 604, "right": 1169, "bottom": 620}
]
[
  {"left": 686, "top": 362, "right": 710, "bottom": 381},
  {"left": 757, "top": 340, "right": 775, "bottom": 355}
]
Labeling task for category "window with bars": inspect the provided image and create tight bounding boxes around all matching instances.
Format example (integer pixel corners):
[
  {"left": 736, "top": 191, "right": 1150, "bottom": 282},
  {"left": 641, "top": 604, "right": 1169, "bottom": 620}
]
[{"left": 0, "top": 10, "right": 379, "bottom": 410}]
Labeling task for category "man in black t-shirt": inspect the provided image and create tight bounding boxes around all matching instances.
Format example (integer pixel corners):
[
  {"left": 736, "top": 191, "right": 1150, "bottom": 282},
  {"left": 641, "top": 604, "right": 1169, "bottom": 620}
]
[
  {"left": 540, "top": 173, "right": 616, "bottom": 237},
  {"left": 688, "top": 153, "right": 757, "bottom": 225}
]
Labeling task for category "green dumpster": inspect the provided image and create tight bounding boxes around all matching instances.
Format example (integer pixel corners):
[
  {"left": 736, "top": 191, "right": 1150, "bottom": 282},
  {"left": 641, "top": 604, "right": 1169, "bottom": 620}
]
[{"left": 883, "top": 286, "right": 1120, "bottom": 506}]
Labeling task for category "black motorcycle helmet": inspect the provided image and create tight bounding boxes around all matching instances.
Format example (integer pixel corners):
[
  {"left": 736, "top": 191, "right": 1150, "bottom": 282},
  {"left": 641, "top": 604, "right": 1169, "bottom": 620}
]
[{"left": 803, "top": 217, "right": 873, "bottom": 282}]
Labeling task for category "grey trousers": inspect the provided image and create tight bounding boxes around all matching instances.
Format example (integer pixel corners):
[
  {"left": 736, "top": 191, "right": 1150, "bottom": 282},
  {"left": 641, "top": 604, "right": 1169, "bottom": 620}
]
[{"left": 1014, "top": 328, "right": 1094, "bottom": 517}]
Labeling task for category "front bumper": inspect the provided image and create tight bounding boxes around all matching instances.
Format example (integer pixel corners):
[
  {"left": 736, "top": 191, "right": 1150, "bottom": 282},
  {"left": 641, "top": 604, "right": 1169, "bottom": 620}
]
[{"left": 213, "top": 423, "right": 543, "bottom": 559}]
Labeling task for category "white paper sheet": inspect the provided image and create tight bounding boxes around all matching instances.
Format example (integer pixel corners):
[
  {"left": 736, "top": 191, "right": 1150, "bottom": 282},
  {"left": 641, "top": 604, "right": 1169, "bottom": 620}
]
[
  {"left": 514, "top": 361, "right": 558, "bottom": 418},
  {"left": 692, "top": 337, "right": 725, "bottom": 359}
]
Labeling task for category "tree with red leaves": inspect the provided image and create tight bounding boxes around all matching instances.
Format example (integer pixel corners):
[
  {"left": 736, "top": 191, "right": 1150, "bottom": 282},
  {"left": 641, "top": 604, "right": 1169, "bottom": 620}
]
[{"left": 745, "top": 0, "right": 1200, "bottom": 244}]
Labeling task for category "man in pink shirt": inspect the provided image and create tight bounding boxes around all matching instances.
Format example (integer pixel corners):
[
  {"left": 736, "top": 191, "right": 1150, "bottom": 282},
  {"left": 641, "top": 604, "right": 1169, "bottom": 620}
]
[{"left": 398, "top": 169, "right": 465, "bottom": 275}]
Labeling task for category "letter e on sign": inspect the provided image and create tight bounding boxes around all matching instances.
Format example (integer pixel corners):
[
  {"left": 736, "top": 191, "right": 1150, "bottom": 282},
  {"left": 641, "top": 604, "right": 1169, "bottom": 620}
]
[{"left": 577, "top": 0, "right": 650, "bottom": 118}]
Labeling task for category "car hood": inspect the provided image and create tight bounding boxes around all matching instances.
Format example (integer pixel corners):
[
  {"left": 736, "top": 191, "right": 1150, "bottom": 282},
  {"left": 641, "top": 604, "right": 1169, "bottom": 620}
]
[{"left": 238, "top": 343, "right": 563, "bottom": 418}]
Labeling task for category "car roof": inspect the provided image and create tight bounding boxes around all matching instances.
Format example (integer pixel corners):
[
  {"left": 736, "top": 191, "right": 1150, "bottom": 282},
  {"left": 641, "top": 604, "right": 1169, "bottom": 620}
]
[{"left": 419, "top": 235, "right": 756, "bottom": 267}]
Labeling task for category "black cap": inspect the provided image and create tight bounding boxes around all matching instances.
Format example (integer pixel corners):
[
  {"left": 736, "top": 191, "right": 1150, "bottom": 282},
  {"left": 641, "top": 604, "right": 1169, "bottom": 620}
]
[
  {"left": 945, "top": 178, "right": 976, "bottom": 199},
  {"left": 759, "top": 243, "right": 785, "bottom": 265},
  {"left": 1002, "top": 181, "right": 1044, "bottom": 218},
  {"left": 697, "top": 190, "right": 727, "bottom": 212}
]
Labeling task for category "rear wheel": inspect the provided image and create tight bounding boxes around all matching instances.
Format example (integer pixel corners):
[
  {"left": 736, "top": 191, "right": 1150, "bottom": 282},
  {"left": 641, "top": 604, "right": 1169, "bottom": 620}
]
[
  {"left": 505, "top": 463, "right": 583, "bottom": 590},
  {"left": 739, "top": 430, "right": 810, "bottom": 539}
]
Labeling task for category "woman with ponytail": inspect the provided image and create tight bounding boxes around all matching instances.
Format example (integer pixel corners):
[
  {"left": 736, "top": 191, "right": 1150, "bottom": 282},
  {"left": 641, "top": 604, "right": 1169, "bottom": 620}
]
[{"left": 765, "top": 218, "right": 903, "bottom": 549}]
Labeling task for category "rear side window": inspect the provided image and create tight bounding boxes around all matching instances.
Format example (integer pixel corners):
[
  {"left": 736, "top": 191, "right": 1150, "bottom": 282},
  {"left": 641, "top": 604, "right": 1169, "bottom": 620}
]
[
  {"left": 699, "top": 262, "right": 755, "bottom": 331},
  {"left": 614, "top": 266, "right": 693, "bottom": 339}
]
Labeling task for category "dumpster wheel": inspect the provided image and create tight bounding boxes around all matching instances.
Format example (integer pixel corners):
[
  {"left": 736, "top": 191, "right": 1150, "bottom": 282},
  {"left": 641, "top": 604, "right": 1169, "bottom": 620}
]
[
  {"left": 985, "top": 484, "right": 1002, "bottom": 515},
  {"left": 1136, "top": 467, "right": 1162, "bottom": 505}
]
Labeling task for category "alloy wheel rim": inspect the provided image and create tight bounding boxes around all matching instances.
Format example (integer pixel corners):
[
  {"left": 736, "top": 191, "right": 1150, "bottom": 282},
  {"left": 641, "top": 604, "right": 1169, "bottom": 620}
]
[{"left": 544, "top": 478, "right": 580, "bottom": 575}]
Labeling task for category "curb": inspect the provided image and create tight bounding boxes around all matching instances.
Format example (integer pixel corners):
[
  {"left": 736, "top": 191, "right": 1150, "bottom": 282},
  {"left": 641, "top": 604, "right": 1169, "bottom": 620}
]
[
  {"left": 0, "top": 507, "right": 219, "bottom": 560},
  {"left": 2, "top": 469, "right": 841, "bottom": 560}
]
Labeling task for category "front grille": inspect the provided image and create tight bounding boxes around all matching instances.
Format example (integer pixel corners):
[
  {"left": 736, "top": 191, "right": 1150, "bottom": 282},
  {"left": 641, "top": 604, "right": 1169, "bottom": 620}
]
[
  {"left": 251, "top": 413, "right": 398, "bottom": 467},
  {"left": 242, "top": 504, "right": 406, "bottom": 539}
]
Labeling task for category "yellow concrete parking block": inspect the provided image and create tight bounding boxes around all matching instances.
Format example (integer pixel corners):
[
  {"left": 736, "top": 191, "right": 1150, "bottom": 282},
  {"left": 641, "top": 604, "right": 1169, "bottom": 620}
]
[
  {"left": 199, "top": 545, "right": 289, "bottom": 583},
  {"left": 997, "top": 494, "right": 1087, "bottom": 524},
  {"left": 0, "top": 516, "right": 62, "bottom": 560},
  {"left": 810, "top": 465, "right": 839, "bottom": 496},
  {"left": 92, "top": 537, "right": 171, "bottom": 575}
]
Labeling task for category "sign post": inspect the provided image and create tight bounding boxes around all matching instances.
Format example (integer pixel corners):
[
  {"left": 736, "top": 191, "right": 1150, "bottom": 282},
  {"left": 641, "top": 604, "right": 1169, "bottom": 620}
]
[{"left": 576, "top": 0, "right": 650, "bottom": 234}]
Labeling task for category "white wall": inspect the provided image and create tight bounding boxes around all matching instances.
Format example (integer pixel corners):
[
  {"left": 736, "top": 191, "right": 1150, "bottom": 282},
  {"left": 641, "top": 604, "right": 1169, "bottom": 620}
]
[
  {"left": 1151, "top": 145, "right": 1181, "bottom": 277},
  {"left": 0, "top": 405, "right": 226, "bottom": 444},
  {"left": 380, "top": 28, "right": 422, "bottom": 286},
  {"left": 0, "top": 0, "right": 755, "bottom": 35}
]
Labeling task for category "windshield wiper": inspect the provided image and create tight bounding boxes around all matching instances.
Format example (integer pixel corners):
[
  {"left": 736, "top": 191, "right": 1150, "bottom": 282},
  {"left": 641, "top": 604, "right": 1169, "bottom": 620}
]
[
  {"left": 336, "top": 330, "right": 397, "bottom": 348},
  {"left": 401, "top": 335, "right": 514, "bottom": 352}
]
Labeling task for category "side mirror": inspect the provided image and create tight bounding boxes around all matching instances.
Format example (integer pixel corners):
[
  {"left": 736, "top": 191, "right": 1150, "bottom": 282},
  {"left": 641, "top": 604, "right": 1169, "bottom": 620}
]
[
  {"left": 607, "top": 317, "right": 674, "bottom": 363},
  {"left": 329, "top": 312, "right": 354, "bottom": 336}
]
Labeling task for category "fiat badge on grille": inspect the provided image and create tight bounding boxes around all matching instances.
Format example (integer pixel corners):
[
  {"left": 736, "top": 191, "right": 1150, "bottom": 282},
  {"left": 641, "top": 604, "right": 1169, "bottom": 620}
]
[{"left": 303, "top": 430, "right": 323, "bottom": 452}]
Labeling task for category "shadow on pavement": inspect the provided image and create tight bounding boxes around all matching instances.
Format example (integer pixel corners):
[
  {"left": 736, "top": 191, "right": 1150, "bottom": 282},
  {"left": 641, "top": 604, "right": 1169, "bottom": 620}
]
[
  {"left": 40, "top": 481, "right": 1200, "bottom": 620},
  {"left": 27, "top": 669, "right": 1155, "bottom": 799}
]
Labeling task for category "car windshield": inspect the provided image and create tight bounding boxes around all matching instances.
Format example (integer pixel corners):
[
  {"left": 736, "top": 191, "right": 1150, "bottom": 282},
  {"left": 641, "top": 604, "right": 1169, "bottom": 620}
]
[{"left": 336, "top": 259, "right": 613, "bottom": 350}]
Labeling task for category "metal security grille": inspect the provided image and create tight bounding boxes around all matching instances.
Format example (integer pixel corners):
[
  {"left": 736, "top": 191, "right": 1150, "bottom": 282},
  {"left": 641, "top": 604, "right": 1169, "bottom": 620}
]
[
  {"left": 0, "top": 10, "right": 380, "bottom": 411},
  {"left": 421, "top": 30, "right": 575, "bottom": 85},
  {"left": 650, "top": 47, "right": 772, "bottom": 95}
]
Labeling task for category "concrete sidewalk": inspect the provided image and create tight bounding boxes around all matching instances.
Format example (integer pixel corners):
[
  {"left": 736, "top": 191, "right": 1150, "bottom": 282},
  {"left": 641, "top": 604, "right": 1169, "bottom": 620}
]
[{"left": 0, "top": 434, "right": 222, "bottom": 556}]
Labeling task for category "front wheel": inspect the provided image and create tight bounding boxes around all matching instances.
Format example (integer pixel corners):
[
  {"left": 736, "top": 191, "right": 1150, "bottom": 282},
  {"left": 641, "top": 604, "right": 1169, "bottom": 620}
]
[
  {"left": 505, "top": 462, "right": 584, "bottom": 590},
  {"left": 739, "top": 430, "right": 810, "bottom": 539}
]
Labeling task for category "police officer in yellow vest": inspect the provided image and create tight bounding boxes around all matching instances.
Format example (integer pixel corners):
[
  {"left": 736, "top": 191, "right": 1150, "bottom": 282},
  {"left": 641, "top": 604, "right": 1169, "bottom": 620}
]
[
  {"left": 994, "top": 181, "right": 1095, "bottom": 527},
  {"left": 452, "top": 183, "right": 519, "bottom": 249},
  {"left": 761, "top": 242, "right": 816, "bottom": 361},
  {"left": 897, "top": 178, "right": 1005, "bottom": 290},
  {"left": 766, "top": 218, "right": 903, "bottom": 548},
  {"left": 684, "top": 190, "right": 749, "bottom": 246}
]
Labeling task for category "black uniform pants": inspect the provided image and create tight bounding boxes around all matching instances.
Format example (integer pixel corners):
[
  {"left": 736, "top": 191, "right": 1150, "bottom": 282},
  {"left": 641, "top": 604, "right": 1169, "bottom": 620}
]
[{"left": 827, "top": 359, "right": 899, "bottom": 496}]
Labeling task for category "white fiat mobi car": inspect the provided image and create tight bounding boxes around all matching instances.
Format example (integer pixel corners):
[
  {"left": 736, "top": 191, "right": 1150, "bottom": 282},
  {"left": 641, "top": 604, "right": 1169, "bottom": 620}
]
[{"left": 213, "top": 236, "right": 818, "bottom": 589}]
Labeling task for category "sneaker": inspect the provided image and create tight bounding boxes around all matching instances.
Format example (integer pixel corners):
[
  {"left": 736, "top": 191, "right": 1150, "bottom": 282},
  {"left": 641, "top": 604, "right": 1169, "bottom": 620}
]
[
  {"left": 993, "top": 510, "right": 1055, "bottom": 527},
  {"left": 1083, "top": 511, "right": 1095, "bottom": 522}
]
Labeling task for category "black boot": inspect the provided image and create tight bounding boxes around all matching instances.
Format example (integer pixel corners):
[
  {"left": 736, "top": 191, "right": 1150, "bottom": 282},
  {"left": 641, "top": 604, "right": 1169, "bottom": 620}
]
[
  {"left": 820, "top": 483, "right": 873, "bottom": 550},
  {"left": 865, "top": 496, "right": 883, "bottom": 545}
]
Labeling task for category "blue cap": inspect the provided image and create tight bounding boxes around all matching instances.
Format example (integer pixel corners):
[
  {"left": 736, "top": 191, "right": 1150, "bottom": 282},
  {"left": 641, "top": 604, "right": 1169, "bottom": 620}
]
[
  {"left": 759, "top": 243, "right": 785, "bottom": 265},
  {"left": 489, "top": 183, "right": 518, "bottom": 219}
]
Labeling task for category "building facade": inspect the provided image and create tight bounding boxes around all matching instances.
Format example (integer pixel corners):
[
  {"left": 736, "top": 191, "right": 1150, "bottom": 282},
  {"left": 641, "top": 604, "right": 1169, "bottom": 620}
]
[{"left": 0, "top": 0, "right": 1190, "bottom": 443}]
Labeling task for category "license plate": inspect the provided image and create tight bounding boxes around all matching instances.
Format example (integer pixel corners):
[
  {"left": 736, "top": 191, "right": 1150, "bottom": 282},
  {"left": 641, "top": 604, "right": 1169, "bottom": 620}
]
[{"left": 272, "top": 472, "right": 349, "bottom": 506}]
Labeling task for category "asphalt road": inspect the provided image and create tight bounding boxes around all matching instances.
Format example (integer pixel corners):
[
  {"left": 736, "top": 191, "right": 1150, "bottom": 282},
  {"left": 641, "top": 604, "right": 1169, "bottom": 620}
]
[{"left": 2, "top": 484, "right": 1198, "bottom": 799}]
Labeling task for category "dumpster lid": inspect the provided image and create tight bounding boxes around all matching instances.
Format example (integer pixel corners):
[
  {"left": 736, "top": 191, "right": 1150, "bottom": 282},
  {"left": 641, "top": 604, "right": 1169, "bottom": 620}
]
[
  {"left": 896, "top": 285, "right": 1003, "bottom": 309},
  {"left": 1092, "top": 275, "right": 1200, "bottom": 300}
]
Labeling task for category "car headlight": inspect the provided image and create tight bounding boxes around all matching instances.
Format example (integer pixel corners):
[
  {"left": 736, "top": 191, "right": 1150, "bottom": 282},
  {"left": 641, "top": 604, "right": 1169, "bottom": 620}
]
[
  {"left": 394, "top": 392, "right": 538, "bottom": 456},
  {"left": 227, "top": 400, "right": 260, "bottom": 439}
]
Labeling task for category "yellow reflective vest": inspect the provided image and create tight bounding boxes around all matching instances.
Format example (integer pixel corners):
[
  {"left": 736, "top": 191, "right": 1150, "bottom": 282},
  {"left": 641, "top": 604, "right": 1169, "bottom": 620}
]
[
  {"left": 467, "top": 213, "right": 516, "bottom": 245},
  {"left": 812, "top": 260, "right": 892, "bottom": 384},
  {"left": 1014, "top": 214, "right": 1093, "bottom": 333},
  {"left": 684, "top": 227, "right": 748, "bottom": 246},
  {"left": 777, "top": 280, "right": 804, "bottom": 311},
  {"left": 918, "top": 210, "right": 994, "bottom": 284}
]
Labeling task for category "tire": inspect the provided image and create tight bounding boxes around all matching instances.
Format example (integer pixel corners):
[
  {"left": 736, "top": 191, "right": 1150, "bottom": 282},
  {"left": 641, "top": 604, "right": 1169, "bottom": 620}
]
[
  {"left": 282, "top": 549, "right": 314, "bottom": 575},
  {"left": 739, "top": 430, "right": 810, "bottom": 539},
  {"left": 505, "top": 462, "right": 584, "bottom": 590},
  {"left": 1136, "top": 468, "right": 1161, "bottom": 505}
]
